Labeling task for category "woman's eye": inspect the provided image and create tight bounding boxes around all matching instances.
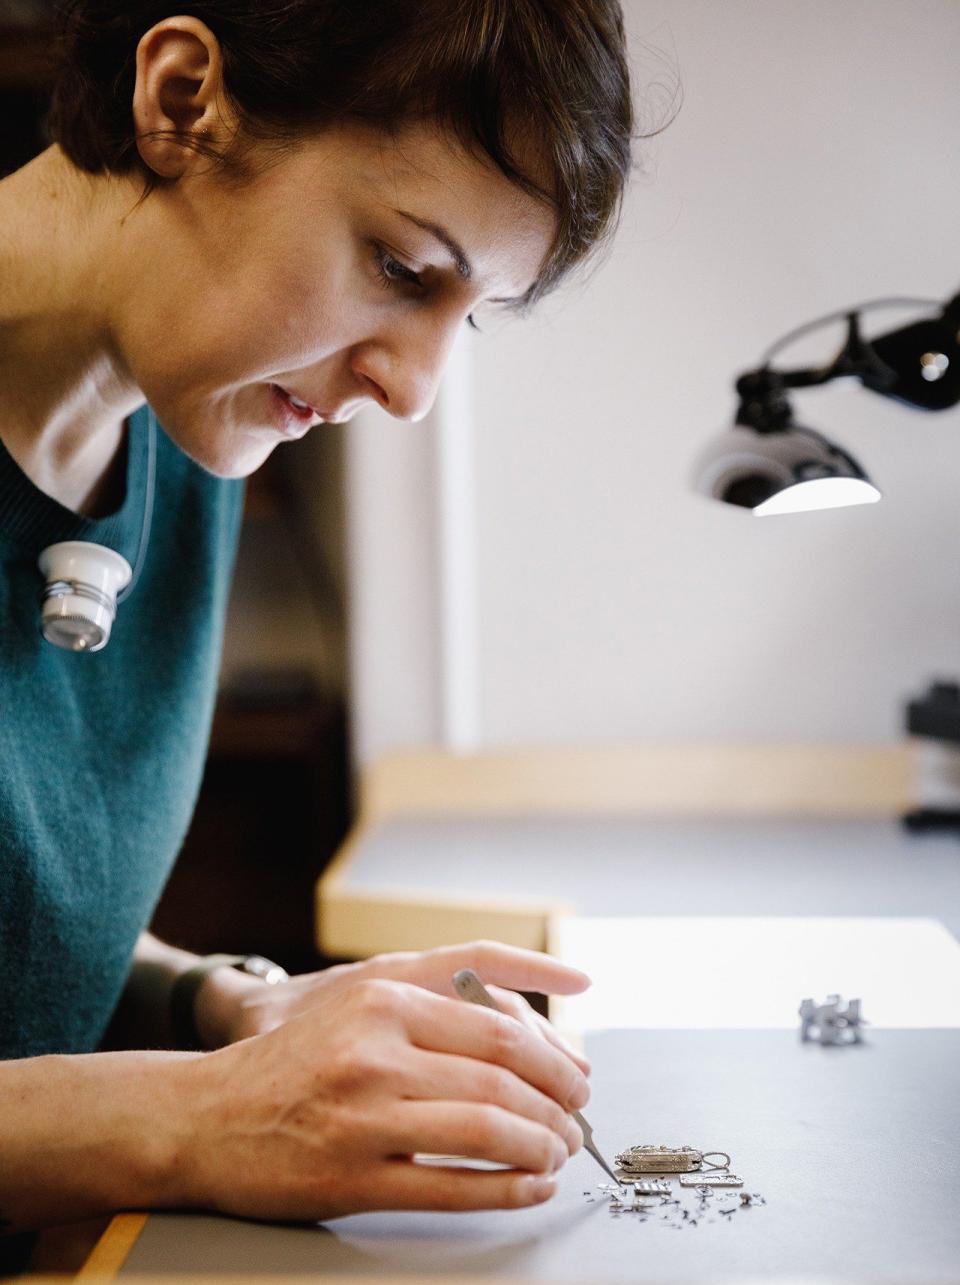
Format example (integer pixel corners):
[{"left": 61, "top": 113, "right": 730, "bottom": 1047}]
[
  {"left": 373, "top": 245, "right": 424, "bottom": 292},
  {"left": 371, "top": 242, "right": 479, "bottom": 330}
]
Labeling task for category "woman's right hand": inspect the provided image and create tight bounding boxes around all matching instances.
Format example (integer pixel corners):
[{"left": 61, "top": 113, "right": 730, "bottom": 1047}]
[{"left": 173, "top": 977, "right": 589, "bottom": 1220}]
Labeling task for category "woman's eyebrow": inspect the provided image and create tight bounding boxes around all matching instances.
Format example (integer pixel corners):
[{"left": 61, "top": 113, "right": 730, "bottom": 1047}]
[{"left": 396, "top": 210, "right": 472, "bottom": 280}]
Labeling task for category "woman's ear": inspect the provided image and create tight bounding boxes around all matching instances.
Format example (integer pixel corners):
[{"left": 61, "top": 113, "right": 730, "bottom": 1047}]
[{"left": 132, "top": 17, "right": 238, "bottom": 179}]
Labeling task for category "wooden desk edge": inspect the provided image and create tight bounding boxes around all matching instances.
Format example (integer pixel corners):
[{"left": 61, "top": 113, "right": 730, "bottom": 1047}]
[
  {"left": 357, "top": 743, "right": 917, "bottom": 819},
  {"left": 72, "top": 1213, "right": 597, "bottom": 1282},
  {"left": 71, "top": 1214, "right": 148, "bottom": 1279},
  {"left": 317, "top": 743, "right": 916, "bottom": 958},
  {"left": 318, "top": 828, "right": 573, "bottom": 956}
]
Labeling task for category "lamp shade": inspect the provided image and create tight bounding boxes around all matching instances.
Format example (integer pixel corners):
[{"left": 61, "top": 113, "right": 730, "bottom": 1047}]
[{"left": 693, "top": 424, "right": 882, "bottom": 516}]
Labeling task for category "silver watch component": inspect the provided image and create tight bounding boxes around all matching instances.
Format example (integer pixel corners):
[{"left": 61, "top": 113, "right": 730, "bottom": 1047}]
[
  {"left": 615, "top": 1145, "right": 732, "bottom": 1176},
  {"left": 679, "top": 1172, "right": 744, "bottom": 1187}
]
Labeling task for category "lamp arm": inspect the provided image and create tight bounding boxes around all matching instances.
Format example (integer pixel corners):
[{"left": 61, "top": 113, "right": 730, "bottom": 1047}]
[
  {"left": 766, "top": 362, "right": 858, "bottom": 392},
  {"left": 734, "top": 286, "right": 960, "bottom": 434},
  {"left": 764, "top": 311, "right": 896, "bottom": 392},
  {"left": 737, "top": 311, "right": 896, "bottom": 426},
  {"left": 757, "top": 296, "right": 941, "bottom": 368}
]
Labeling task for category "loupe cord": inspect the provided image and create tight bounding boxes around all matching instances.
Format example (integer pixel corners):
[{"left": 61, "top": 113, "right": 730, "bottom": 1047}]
[{"left": 116, "top": 408, "right": 157, "bottom": 605}]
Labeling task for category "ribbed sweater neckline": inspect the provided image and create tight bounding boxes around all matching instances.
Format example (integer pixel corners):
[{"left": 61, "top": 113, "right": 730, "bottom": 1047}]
[{"left": 0, "top": 404, "right": 149, "bottom": 558}]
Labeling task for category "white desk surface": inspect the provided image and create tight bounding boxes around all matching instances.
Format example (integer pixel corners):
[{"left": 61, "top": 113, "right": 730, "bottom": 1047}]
[{"left": 552, "top": 916, "right": 960, "bottom": 1030}]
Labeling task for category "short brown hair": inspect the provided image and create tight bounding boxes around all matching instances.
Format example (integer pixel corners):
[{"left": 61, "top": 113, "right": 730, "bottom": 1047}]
[{"left": 48, "top": 1, "right": 665, "bottom": 306}]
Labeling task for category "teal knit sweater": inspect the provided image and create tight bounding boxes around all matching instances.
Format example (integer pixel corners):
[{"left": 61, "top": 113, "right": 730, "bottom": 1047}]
[{"left": 0, "top": 405, "right": 244, "bottom": 1058}]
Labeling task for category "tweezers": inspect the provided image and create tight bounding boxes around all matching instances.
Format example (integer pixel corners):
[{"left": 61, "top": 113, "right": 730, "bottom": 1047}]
[{"left": 452, "top": 967, "right": 622, "bottom": 1187}]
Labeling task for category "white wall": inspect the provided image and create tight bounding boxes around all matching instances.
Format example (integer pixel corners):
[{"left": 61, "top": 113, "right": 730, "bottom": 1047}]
[
  {"left": 347, "top": 336, "right": 479, "bottom": 764},
  {"left": 347, "top": 0, "right": 960, "bottom": 764}
]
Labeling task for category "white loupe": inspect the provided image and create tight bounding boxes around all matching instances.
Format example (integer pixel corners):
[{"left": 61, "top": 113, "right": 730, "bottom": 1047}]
[{"left": 37, "top": 540, "right": 132, "bottom": 652}]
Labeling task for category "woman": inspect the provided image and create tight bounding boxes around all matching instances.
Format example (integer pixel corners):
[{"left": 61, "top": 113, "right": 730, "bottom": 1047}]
[{"left": 0, "top": 0, "right": 633, "bottom": 1237}]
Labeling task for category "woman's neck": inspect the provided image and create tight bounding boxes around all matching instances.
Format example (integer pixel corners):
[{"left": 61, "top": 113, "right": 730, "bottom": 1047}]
[{"left": 0, "top": 146, "right": 144, "bottom": 515}]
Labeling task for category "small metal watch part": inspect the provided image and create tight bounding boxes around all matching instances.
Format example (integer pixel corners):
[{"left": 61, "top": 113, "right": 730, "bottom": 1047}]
[
  {"left": 615, "top": 1145, "right": 732, "bottom": 1175},
  {"left": 634, "top": 1179, "right": 672, "bottom": 1196},
  {"left": 679, "top": 1171, "right": 744, "bottom": 1187},
  {"left": 591, "top": 1177, "right": 766, "bottom": 1227},
  {"left": 799, "top": 994, "right": 866, "bottom": 1045}
]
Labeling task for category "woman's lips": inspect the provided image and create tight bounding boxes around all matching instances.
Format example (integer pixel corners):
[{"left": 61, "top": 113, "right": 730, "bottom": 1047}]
[{"left": 269, "top": 383, "right": 319, "bottom": 437}]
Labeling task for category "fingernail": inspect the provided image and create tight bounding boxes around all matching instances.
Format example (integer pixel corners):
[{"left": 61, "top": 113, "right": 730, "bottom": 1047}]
[
  {"left": 525, "top": 1175, "right": 557, "bottom": 1203},
  {"left": 570, "top": 1078, "right": 590, "bottom": 1111},
  {"left": 553, "top": 1141, "right": 568, "bottom": 1172},
  {"left": 566, "top": 1119, "right": 583, "bottom": 1153}
]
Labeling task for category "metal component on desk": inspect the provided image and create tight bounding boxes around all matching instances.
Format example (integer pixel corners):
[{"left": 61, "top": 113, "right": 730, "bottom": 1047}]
[
  {"left": 633, "top": 1179, "right": 671, "bottom": 1196},
  {"left": 615, "top": 1144, "right": 731, "bottom": 1175},
  {"left": 679, "top": 1171, "right": 744, "bottom": 1187},
  {"left": 799, "top": 994, "right": 866, "bottom": 1045},
  {"left": 593, "top": 1173, "right": 767, "bottom": 1228},
  {"left": 451, "top": 967, "right": 623, "bottom": 1187}
]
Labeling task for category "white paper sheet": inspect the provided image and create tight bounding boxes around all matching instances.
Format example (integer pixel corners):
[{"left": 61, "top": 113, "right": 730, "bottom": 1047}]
[{"left": 551, "top": 916, "right": 960, "bottom": 1030}]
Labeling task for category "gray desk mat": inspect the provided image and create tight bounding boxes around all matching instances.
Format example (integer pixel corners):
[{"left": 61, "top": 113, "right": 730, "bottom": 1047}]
[
  {"left": 122, "top": 1029, "right": 960, "bottom": 1281},
  {"left": 338, "top": 817, "right": 960, "bottom": 937}
]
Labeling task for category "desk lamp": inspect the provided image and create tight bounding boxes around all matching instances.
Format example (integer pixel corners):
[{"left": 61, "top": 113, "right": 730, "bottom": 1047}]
[
  {"left": 694, "top": 289, "right": 960, "bottom": 516},
  {"left": 694, "top": 286, "right": 960, "bottom": 828}
]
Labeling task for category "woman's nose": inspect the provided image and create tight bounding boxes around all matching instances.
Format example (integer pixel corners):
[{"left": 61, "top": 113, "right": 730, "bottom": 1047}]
[{"left": 351, "top": 314, "right": 459, "bottom": 422}]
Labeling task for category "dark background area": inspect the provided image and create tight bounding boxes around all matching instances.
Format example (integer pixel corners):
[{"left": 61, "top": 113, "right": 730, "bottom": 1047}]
[{"left": 1, "top": 7, "right": 353, "bottom": 976}]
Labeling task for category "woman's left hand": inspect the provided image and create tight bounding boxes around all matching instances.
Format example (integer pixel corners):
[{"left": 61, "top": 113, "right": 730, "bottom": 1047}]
[{"left": 200, "top": 941, "right": 591, "bottom": 1073}]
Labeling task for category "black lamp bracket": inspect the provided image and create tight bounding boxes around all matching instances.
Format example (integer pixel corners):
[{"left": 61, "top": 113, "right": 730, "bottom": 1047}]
[{"left": 736, "top": 291, "right": 960, "bottom": 433}]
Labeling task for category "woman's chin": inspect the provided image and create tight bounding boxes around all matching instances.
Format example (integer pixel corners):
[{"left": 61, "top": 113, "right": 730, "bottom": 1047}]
[{"left": 178, "top": 432, "right": 275, "bottom": 480}]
